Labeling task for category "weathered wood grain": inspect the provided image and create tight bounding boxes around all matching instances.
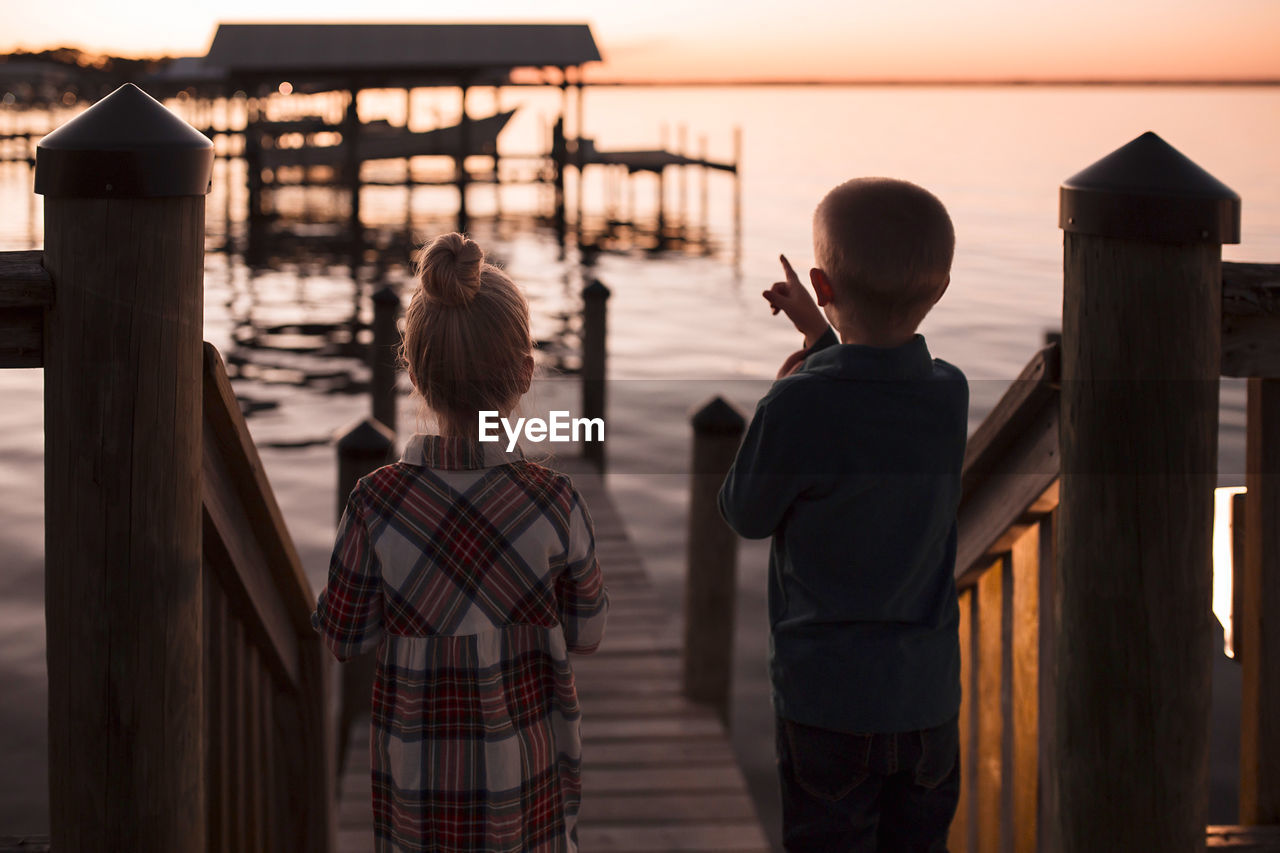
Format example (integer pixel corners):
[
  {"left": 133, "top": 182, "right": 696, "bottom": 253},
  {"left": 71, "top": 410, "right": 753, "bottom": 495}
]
[
  {"left": 1223, "top": 262, "right": 1280, "bottom": 378},
  {"left": 203, "top": 343, "right": 315, "bottom": 632},
  {"left": 1010, "top": 524, "right": 1039, "bottom": 852},
  {"left": 1056, "top": 232, "right": 1219, "bottom": 851},
  {"left": 201, "top": 341, "right": 332, "bottom": 850},
  {"left": 1240, "top": 378, "right": 1280, "bottom": 823},
  {"left": 0, "top": 250, "right": 50, "bottom": 306},
  {"left": 950, "top": 587, "right": 974, "bottom": 853},
  {"left": 0, "top": 251, "right": 50, "bottom": 368},
  {"left": 956, "top": 401, "right": 1059, "bottom": 585},
  {"left": 43, "top": 194, "right": 206, "bottom": 850},
  {"left": 1207, "top": 825, "right": 1280, "bottom": 850},
  {"left": 976, "top": 558, "right": 1006, "bottom": 853}
]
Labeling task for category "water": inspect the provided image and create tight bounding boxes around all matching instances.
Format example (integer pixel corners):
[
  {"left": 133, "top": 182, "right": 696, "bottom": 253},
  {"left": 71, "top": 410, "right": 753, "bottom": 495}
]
[{"left": 1, "top": 85, "right": 1277, "bottom": 839}]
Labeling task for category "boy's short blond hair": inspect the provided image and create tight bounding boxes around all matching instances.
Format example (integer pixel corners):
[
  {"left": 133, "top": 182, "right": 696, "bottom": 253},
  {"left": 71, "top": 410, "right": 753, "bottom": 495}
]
[{"left": 813, "top": 177, "right": 954, "bottom": 329}]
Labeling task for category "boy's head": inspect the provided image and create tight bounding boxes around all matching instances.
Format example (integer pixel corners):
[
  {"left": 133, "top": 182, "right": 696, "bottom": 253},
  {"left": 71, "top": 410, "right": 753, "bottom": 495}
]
[{"left": 812, "top": 178, "right": 954, "bottom": 338}]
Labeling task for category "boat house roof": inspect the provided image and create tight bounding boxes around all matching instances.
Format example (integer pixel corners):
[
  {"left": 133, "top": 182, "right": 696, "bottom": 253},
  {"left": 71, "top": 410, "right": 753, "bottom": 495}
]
[{"left": 205, "top": 23, "right": 601, "bottom": 84}]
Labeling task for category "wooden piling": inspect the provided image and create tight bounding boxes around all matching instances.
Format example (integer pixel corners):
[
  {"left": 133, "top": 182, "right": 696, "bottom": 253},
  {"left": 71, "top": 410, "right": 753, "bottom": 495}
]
[
  {"left": 343, "top": 86, "right": 363, "bottom": 271},
  {"left": 1054, "top": 132, "right": 1240, "bottom": 852},
  {"left": 456, "top": 84, "right": 471, "bottom": 234},
  {"left": 581, "top": 278, "right": 610, "bottom": 472},
  {"left": 336, "top": 417, "right": 395, "bottom": 522},
  {"left": 1240, "top": 377, "right": 1280, "bottom": 824},
  {"left": 334, "top": 417, "right": 394, "bottom": 771},
  {"left": 36, "top": 82, "right": 213, "bottom": 850},
  {"left": 682, "top": 397, "right": 746, "bottom": 726},
  {"left": 371, "top": 284, "right": 401, "bottom": 435}
]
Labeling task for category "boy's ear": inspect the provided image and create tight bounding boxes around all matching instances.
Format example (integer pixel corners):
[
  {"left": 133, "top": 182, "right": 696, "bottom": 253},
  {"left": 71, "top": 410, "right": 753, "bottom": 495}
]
[
  {"left": 931, "top": 274, "right": 951, "bottom": 305},
  {"left": 809, "top": 268, "right": 835, "bottom": 307}
]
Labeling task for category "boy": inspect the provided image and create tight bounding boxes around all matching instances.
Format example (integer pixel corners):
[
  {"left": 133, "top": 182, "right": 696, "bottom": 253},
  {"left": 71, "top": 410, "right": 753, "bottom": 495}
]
[{"left": 719, "top": 178, "right": 967, "bottom": 852}]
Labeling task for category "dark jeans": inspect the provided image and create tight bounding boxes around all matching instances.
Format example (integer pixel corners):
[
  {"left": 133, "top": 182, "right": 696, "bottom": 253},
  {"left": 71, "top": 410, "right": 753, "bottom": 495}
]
[{"left": 776, "top": 714, "right": 960, "bottom": 852}]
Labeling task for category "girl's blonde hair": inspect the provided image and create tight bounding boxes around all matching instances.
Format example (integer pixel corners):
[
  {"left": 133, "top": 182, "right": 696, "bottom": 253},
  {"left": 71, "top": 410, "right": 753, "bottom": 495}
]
[{"left": 401, "top": 233, "right": 532, "bottom": 436}]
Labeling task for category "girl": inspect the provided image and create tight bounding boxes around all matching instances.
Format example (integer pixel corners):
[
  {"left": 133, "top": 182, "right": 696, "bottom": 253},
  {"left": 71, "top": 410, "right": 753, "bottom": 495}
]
[{"left": 313, "top": 233, "right": 608, "bottom": 853}]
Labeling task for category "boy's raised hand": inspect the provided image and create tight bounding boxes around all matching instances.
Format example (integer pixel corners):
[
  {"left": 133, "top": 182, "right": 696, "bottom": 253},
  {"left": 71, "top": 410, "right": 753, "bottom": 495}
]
[{"left": 763, "top": 255, "right": 829, "bottom": 348}]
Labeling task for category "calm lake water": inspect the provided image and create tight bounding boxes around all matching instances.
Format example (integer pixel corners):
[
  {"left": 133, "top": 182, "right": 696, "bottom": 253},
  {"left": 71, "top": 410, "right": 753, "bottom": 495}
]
[{"left": 1, "top": 84, "right": 1277, "bottom": 839}]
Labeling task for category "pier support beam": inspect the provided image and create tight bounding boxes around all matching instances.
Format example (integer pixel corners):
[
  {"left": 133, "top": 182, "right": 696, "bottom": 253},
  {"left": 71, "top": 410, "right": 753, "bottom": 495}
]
[
  {"left": 1054, "top": 132, "right": 1240, "bottom": 852},
  {"left": 36, "top": 83, "right": 213, "bottom": 851}
]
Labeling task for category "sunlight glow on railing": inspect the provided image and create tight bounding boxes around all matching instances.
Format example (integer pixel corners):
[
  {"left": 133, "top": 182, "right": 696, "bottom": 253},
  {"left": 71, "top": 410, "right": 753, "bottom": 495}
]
[{"left": 1212, "top": 486, "right": 1246, "bottom": 658}]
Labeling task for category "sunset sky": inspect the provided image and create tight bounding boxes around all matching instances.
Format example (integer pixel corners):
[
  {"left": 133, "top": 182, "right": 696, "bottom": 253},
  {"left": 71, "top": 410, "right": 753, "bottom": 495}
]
[{"left": 3, "top": 0, "right": 1278, "bottom": 82}]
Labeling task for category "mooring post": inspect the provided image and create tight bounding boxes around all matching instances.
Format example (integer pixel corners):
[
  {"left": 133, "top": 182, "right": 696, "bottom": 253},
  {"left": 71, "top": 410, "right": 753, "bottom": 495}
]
[
  {"left": 1055, "top": 132, "right": 1239, "bottom": 852},
  {"left": 552, "top": 116, "right": 567, "bottom": 242},
  {"left": 371, "top": 284, "right": 401, "bottom": 436},
  {"left": 37, "top": 82, "right": 213, "bottom": 850},
  {"left": 580, "top": 278, "right": 610, "bottom": 472},
  {"left": 336, "top": 417, "right": 395, "bottom": 523},
  {"left": 333, "top": 417, "right": 395, "bottom": 773},
  {"left": 1241, "top": 375, "right": 1280, "bottom": 824},
  {"left": 682, "top": 397, "right": 746, "bottom": 726},
  {"left": 456, "top": 83, "right": 471, "bottom": 234}
]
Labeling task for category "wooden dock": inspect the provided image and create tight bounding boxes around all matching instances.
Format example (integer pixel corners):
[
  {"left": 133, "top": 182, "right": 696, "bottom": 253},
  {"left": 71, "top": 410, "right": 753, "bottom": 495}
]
[{"left": 334, "top": 461, "right": 770, "bottom": 853}]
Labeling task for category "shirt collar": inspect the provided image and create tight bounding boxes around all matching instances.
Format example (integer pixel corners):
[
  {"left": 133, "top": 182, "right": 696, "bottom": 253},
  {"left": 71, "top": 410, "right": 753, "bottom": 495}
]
[
  {"left": 400, "top": 434, "right": 526, "bottom": 470},
  {"left": 801, "top": 334, "right": 935, "bottom": 381}
]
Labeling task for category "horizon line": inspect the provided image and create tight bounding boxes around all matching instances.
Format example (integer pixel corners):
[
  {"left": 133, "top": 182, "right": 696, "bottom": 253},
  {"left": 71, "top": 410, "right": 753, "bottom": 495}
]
[{"left": 579, "top": 77, "right": 1280, "bottom": 87}]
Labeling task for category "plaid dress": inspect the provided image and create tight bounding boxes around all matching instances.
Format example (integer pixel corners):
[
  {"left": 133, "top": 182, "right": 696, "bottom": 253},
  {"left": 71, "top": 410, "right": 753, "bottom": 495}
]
[{"left": 313, "top": 435, "right": 608, "bottom": 853}]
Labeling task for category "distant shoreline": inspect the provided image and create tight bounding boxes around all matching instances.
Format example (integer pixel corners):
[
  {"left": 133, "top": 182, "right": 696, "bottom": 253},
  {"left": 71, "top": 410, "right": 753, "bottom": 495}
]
[{"left": 579, "top": 78, "right": 1280, "bottom": 88}]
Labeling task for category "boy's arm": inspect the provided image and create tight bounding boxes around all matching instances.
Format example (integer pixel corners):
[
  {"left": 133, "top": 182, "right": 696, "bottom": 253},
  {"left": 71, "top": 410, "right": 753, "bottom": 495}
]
[
  {"left": 312, "top": 485, "right": 385, "bottom": 662},
  {"left": 718, "top": 400, "right": 803, "bottom": 540}
]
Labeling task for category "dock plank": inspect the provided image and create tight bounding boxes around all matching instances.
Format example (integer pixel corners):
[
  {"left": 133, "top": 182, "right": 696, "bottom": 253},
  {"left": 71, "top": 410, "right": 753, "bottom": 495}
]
[{"left": 332, "top": 460, "right": 765, "bottom": 852}]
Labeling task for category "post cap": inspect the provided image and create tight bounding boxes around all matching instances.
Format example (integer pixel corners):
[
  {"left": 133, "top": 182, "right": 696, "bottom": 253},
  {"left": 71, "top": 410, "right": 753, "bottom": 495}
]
[
  {"left": 691, "top": 396, "right": 746, "bottom": 435},
  {"left": 335, "top": 417, "right": 395, "bottom": 454},
  {"left": 371, "top": 285, "right": 401, "bottom": 306},
  {"left": 36, "top": 83, "right": 214, "bottom": 199},
  {"left": 582, "top": 278, "right": 611, "bottom": 300},
  {"left": 1059, "top": 131, "right": 1240, "bottom": 244}
]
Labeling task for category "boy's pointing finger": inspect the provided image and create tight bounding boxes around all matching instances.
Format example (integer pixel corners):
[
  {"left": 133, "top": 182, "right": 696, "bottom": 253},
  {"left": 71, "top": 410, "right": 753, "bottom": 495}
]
[{"left": 779, "top": 254, "right": 801, "bottom": 286}]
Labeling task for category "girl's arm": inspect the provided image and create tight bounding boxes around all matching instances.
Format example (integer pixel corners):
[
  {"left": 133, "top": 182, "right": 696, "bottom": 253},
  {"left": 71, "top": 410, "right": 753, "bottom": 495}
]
[
  {"left": 557, "top": 488, "right": 608, "bottom": 654},
  {"left": 312, "top": 485, "right": 384, "bottom": 661}
]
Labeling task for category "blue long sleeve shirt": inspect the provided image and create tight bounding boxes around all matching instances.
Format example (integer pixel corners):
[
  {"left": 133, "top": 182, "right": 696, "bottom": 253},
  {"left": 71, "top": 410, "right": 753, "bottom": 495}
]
[{"left": 719, "top": 327, "right": 968, "bottom": 733}]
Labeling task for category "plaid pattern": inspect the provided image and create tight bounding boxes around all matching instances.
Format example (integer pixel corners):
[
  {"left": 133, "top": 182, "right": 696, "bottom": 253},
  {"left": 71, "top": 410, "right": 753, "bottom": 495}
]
[{"left": 313, "top": 434, "right": 608, "bottom": 852}]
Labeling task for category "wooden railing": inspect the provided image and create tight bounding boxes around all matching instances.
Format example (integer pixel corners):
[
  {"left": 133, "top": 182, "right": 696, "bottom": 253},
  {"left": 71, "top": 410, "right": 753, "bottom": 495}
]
[
  {"left": 948, "top": 260, "right": 1280, "bottom": 852},
  {"left": 950, "top": 338, "right": 1060, "bottom": 853},
  {"left": 0, "top": 249, "right": 335, "bottom": 850},
  {"left": 202, "top": 342, "right": 333, "bottom": 851},
  {"left": 0, "top": 83, "right": 336, "bottom": 849}
]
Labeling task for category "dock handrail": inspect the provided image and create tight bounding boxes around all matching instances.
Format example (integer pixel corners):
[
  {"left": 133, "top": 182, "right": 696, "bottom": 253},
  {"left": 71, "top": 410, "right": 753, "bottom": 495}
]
[
  {"left": 0, "top": 83, "right": 337, "bottom": 850},
  {"left": 947, "top": 255, "right": 1280, "bottom": 852},
  {"left": 201, "top": 342, "right": 333, "bottom": 851}
]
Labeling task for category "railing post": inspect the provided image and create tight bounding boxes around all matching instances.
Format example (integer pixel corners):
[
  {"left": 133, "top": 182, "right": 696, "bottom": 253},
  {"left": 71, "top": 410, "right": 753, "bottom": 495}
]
[
  {"left": 581, "top": 278, "right": 610, "bottom": 472},
  {"left": 682, "top": 396, "right": 746, "bottom": 726},
  {"left": 371, "top": 284, "right": 401, "bottom": 436},
  {"left": 1054, "top": 132, "right": 1239, "bottom": 852},
  {"left": 333, "top": 417, "right": 394, "bottom": 777},
  {"left": 37, "top": 83, "right": 213, "bottom": 850},
  {"left": 1240, "top": 377, "right": 1280, "bottom": 823}
]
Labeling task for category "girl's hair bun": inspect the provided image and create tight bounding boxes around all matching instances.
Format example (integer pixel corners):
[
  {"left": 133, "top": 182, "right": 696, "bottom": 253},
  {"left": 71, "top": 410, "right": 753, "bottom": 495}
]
[{"left": 418, "top": 232, "right": 483, "bottom": 306}]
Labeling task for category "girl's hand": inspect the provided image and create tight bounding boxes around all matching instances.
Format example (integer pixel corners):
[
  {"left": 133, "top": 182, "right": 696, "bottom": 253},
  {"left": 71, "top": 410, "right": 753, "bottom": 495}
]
[{"left": 763, "top": 255, "right": 828, "bottom": 347}]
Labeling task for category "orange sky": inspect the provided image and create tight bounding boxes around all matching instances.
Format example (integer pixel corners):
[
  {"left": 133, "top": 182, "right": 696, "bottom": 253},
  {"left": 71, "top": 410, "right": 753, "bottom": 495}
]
[{"left": 2, "top": 1, "right": 1278, "bottom": 81}]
